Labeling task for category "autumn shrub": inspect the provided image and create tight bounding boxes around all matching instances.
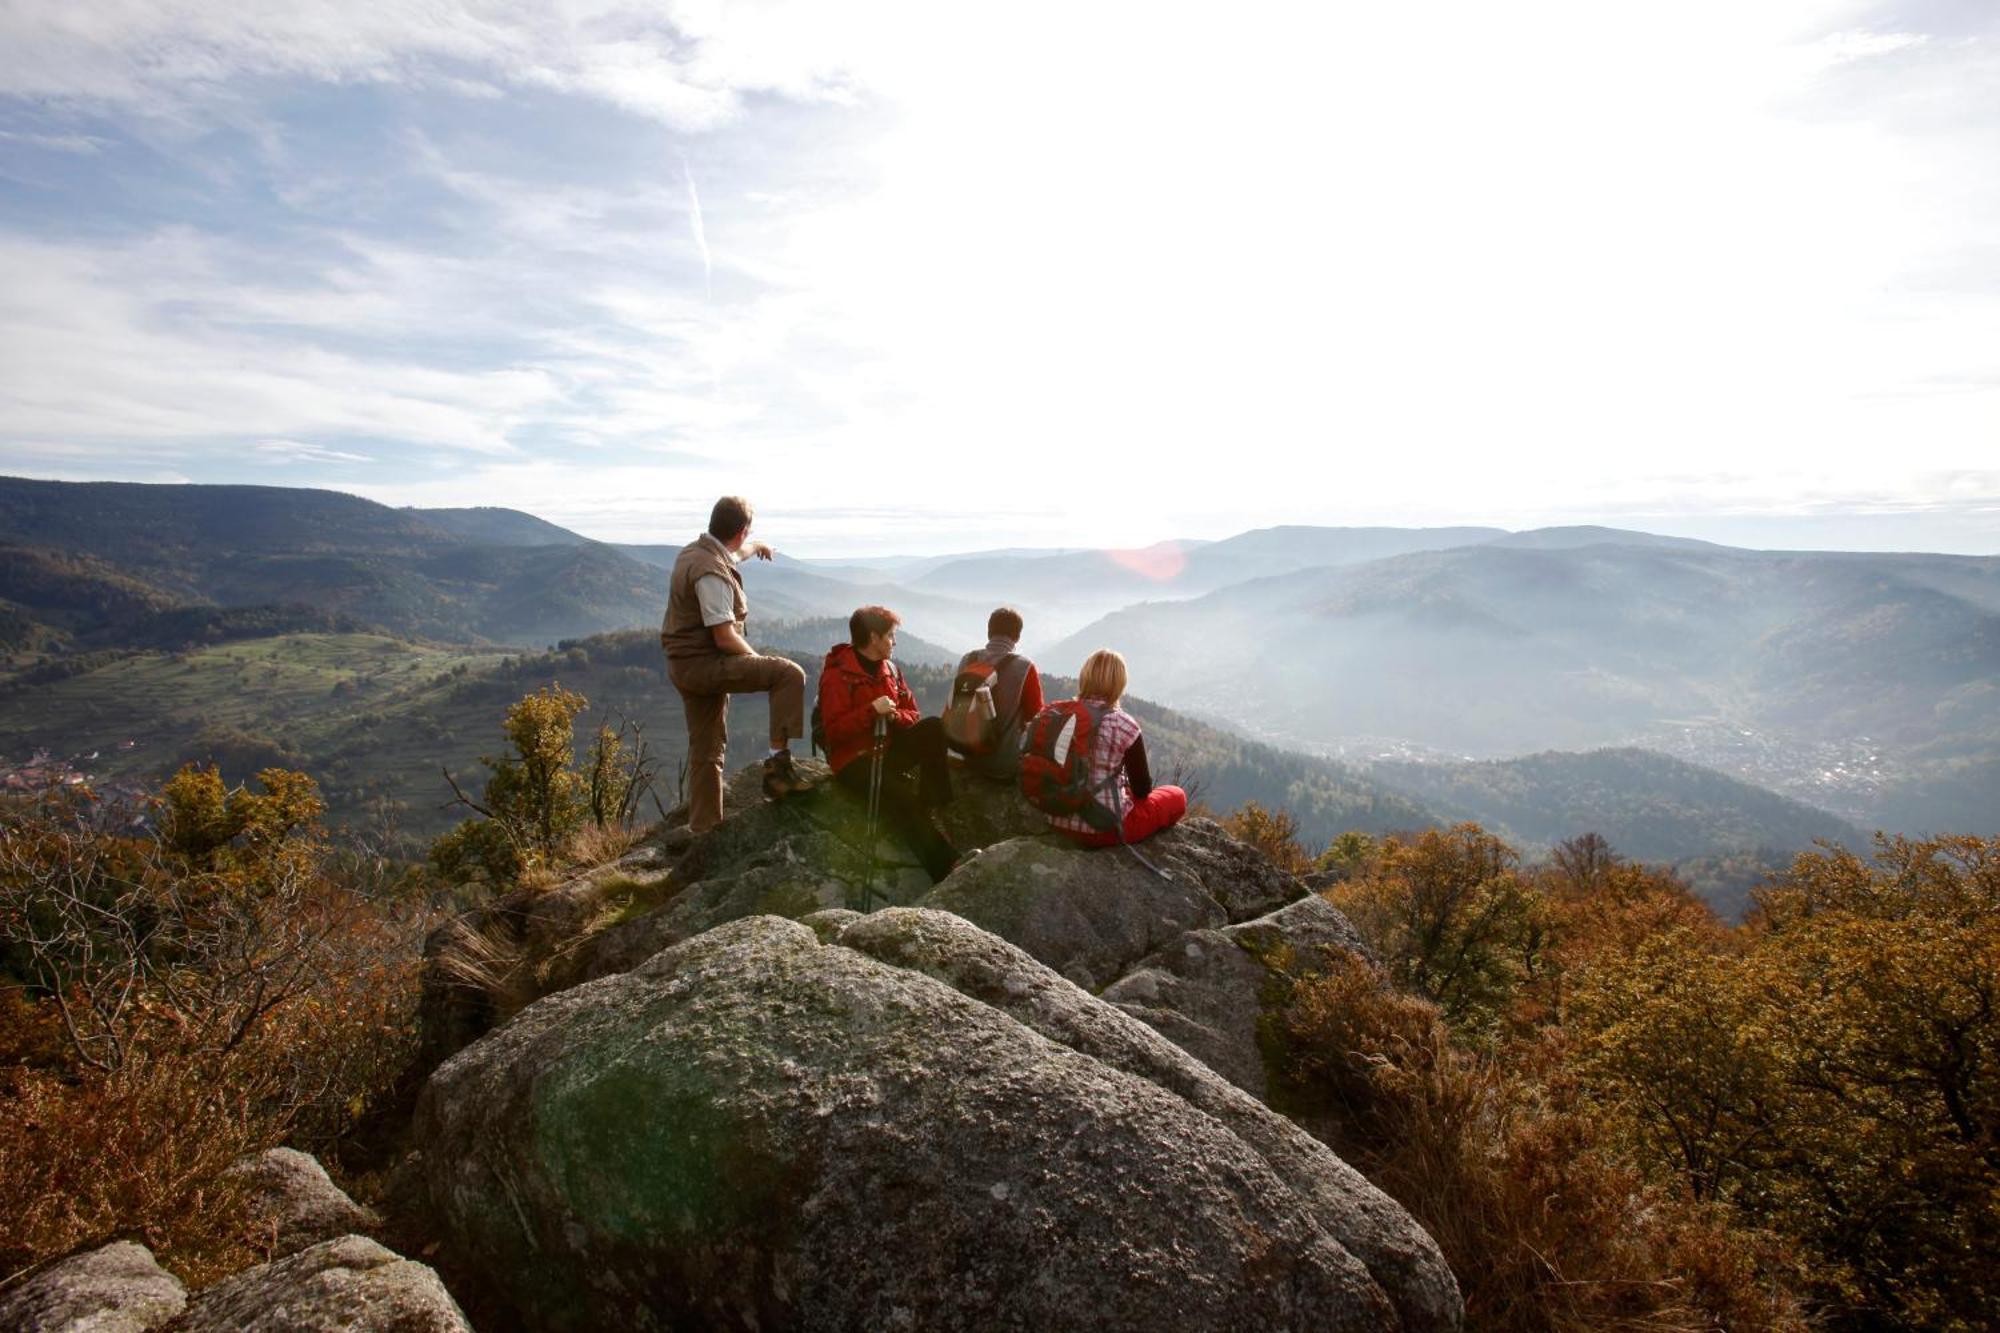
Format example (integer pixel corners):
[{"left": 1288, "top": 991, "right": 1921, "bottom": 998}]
[
  {"left": 432, "top": 686, "right": 658, "bottom": 893},
  {"left": 1220, "top": 801, "right": 1315, "bottom": 876},
  {"left": 1324, "top": 823, "right": 1544, "bottom": 1034},
  {"left": 0, "top": 771, "right": 426, "bottom": 1286},
  {"left": 1263, "top": 948, "right": 1806, "bottom": 1331},
  {"left": 1313, "top": 830, "right": 1377, "bottom": 879},
  {"left": 1569, "top": 834, "right": 2000, "bottom": 1330}
]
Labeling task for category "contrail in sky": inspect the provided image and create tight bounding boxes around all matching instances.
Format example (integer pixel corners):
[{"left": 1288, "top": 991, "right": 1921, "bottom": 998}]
[{"left": 682, "top": 156, "right": 711, "bottom": 299}]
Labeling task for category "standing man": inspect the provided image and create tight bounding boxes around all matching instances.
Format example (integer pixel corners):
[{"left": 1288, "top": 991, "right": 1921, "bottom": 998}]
[{"left": 661, "top": 495, "right": 808, "bottom": 834}]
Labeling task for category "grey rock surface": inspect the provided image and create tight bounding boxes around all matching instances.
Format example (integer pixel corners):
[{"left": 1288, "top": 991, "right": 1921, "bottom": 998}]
[
  {"left": 916, "top": 816, "right": 1307, "bottom": 990},
  {"left": 225, "top": 1148, "right": 379, "bottom": 1258},
  {"left": 554, "top": 838, "right": 851, "bottom": 989},
  {"left": 412, "top": 913, "right": 1461, "bottom": 1331},
  {"left": 931, "top": 764, "right": 1053, "bottom": 850},
  {"left": 170, "top": 1235, "right": 469, "bottom": 1333},
  {"left": 798, "top": 907, "right": 864, "bottom": 940},
  {"left": 1098, "top": 925, "right": 1274, "bottom": 1093},
  {"left": 837, "top": 908, "right": 1461, "bottom": 1333},
  {"left": 1103, "top": 893, "right": 1373, "bottom": 1099},
  {"left": 0, "top": 1241, "right": 185, "bottom": 1333}
]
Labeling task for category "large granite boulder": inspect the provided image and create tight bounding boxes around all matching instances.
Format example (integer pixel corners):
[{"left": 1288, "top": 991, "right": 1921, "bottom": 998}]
[
  {"left": 0, "top": 1241, "right": 185, "bottom": 1332},
  {"left": 170, "top": 1235, "right": 470, "bottom": 1332},
  {"left": 225, "top": 1148, "right": 380, "bottom": 1259},
  {"left": 1102, "top": 893, "right": 1372, "bottom": 1099},
  {"left": 916, "top": 817, "right": 1308, "bottom": 990},
  {"left": 412, "top": 912, "right": 1460, "bottom": 1331},
  {"left": 837, "top": 908, "right": 1460, "bottom": 1331}
]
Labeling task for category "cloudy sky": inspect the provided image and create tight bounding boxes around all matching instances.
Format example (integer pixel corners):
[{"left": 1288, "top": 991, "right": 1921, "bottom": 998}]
[{"left": 1, "top": 0, "right": 1997, "bottom": 555}]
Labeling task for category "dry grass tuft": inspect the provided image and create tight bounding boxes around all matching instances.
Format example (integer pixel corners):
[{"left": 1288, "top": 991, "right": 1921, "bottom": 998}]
[
  {"left": 565, "top": 821, "right": 644, "bottom": 871},
  {"left": 426, "top": 916, "right": 539, "bottom": 1021}
]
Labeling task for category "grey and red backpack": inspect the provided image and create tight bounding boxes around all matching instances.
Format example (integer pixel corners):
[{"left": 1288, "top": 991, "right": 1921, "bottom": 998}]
[
  {"left": 1017, "top": 699, "right": 1123, "bottom": 832},
  {"left": 942, "top": 653, "right": 1018, "bottom": 757}
]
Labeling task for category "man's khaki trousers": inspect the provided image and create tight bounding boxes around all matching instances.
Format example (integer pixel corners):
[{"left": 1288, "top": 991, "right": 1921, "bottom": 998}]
[{"left": 668, "top": 651, "right": 807, "bottom": 834}]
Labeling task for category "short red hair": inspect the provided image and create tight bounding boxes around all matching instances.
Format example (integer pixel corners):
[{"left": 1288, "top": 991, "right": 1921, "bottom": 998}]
[{"left": 849, "top": 604, "right": 901, "bottom": 648}]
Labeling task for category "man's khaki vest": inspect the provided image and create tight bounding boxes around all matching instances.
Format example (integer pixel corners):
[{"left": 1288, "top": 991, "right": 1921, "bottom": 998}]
[{"left": 661, "top": 536, "right": 748, "bottom": 661}]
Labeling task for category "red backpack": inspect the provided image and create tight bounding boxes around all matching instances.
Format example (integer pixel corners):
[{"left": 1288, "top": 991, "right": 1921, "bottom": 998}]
[
  {"left": 941, "top": 653, "right": 1018, "bottom": 756},
  {"left": 1017, "top": 699, "right": 1123, "bottom": 832}
]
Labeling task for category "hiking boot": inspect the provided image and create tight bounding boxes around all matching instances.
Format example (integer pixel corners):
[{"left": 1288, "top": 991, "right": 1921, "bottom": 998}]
[{"left": 762, "top": 750, "right": 809, "bottom": 800}]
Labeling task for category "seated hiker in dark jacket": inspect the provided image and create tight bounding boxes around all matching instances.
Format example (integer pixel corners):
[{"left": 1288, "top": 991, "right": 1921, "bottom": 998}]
[
  {"left": 1045, "top": 648, "right": 1187, "bottom": 848},
  {"left": 819, "top": 604, "right": 962, "bottom": 883},
  {"left": 944, "top": 606, "right": 1047, "bottom": 778}
]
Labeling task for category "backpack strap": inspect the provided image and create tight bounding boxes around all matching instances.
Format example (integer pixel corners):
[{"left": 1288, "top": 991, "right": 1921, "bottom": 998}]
[{"left": 987, "top": 653, "right": 1024, "bottom": 735}]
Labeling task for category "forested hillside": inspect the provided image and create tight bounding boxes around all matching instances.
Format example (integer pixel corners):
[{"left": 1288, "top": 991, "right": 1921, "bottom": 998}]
[
  {"left": 1371, "top": 747, "right": 1857, "bottom": 855},
  {"left": 0, "top": 477, "right": 668, "bottom": 646}
]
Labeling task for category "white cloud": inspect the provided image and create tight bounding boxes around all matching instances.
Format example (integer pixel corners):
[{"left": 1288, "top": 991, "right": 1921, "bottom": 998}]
[
  {"left": 1809, "top": 29, "right": 1929, "bottom": 64},
  {"left": 0, "top": 1, "right": 894, "bottom": 129},
  {"left": 3, "top": 1, "right": 1999, "bottom": 552},
  {"left": 0, "top": 231, "right": 555, "bottom": 454},
  {"left": 0, "top": 128, "right": 107, "bottom": 152}
]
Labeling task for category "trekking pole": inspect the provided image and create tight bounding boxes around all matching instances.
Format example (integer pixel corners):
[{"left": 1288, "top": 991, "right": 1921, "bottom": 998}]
[{"left": 862, "top": 712, "right": 888, "bottom": 909}]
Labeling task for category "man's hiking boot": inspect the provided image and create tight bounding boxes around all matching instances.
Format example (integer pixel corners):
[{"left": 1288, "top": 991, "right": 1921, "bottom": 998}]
[{"left": 762, "top": 750, "right": 810, "bottom": 800}]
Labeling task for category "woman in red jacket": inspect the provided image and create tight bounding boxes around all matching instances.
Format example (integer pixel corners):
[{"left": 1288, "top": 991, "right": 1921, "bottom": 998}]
[{"left": 820, "top": 605, "right": 961, "bottom": 882}]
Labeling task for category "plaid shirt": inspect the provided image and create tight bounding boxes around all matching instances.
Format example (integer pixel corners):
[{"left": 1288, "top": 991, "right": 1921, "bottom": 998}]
[{"left": 1046, "top": 704, "right": 1143, "bottom": 834}]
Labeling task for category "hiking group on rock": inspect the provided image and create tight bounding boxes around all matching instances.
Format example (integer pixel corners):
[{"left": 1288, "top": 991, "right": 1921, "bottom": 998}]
[{"left": 661, "top": 495, "right": 1188, "bottom": 881}]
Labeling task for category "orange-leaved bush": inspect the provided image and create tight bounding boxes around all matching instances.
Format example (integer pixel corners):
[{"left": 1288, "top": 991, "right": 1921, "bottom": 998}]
[
  {"left": 1568, "top": 834, "right": 2000, "bottom": 1330},
  {"left": 0, "top": 770, "right": 427, "bottom": 1286},
  {"left": 1261, "top": 946, "right": 1806, "bottom": 1332}
]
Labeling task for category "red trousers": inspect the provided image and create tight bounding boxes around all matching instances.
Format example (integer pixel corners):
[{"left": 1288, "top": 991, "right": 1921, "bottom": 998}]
[{"left": 1065, "top": 785, "right": 1188, "bottom": 849}]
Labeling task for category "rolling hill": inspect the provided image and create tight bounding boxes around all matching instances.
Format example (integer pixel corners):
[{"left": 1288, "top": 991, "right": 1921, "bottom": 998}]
[
  {"left": 0, "top": 477, "right": 669, "bottom": 647},
  {"left": 906, "top": 525, "right": 1513, "bottom": 635},
  {"left": 1047, "top": 540, "right": 2000, "bottom": 833},
  {"left": 1368, "top": 747, "right": 1860, "bottom": 862}
]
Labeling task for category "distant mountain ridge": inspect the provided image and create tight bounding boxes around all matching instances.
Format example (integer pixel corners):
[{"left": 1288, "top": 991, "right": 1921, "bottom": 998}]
[
  {"left": 407, "top": 506, "right": 590, "bottom": 547},
  {"left": 1046, "top": 540, "right": 2000, "bottom": 833},
  {"left": 1369, "top": 747, "right": 1860, "bottom": 862},
  {"left": 0, "top": 477, "right": 662, "bottom": 646}
]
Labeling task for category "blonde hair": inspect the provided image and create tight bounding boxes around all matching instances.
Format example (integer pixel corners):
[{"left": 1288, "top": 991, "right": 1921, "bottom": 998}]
[{"left": 1078, "top": 649, "right": 1128, "bottom": 705}]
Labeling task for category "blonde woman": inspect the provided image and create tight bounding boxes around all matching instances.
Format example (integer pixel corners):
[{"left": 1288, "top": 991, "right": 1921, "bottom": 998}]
[{"left": 1044, "top": 649, "right": 1188, "bottom": 847}]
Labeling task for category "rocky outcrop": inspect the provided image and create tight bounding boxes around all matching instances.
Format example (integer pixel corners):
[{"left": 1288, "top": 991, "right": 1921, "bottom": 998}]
[
  {"left": 415, "top": 838, "right": 678, "bottom": 1076},
  {"left": 226, "top": 1148, "right": 379, "bottom": 1258},
  {"left": 1101, "top": 893, "right": 1373, "bottom": 1099},
  {"left": 915, "top": 817, "right": 1308, "bottom": 990},
  {"left": 417, "top": 760, "right": 1089, "bottom": 1072},
  {"left": 0, "top": 1241, "right": 185, "bottom": 1333},
  {"left": 412, "top": 912, "right": 1461, "bottom": 1331},
  {"left": 170, "top": 1235, "right": 470, "bottom": 1332}
]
